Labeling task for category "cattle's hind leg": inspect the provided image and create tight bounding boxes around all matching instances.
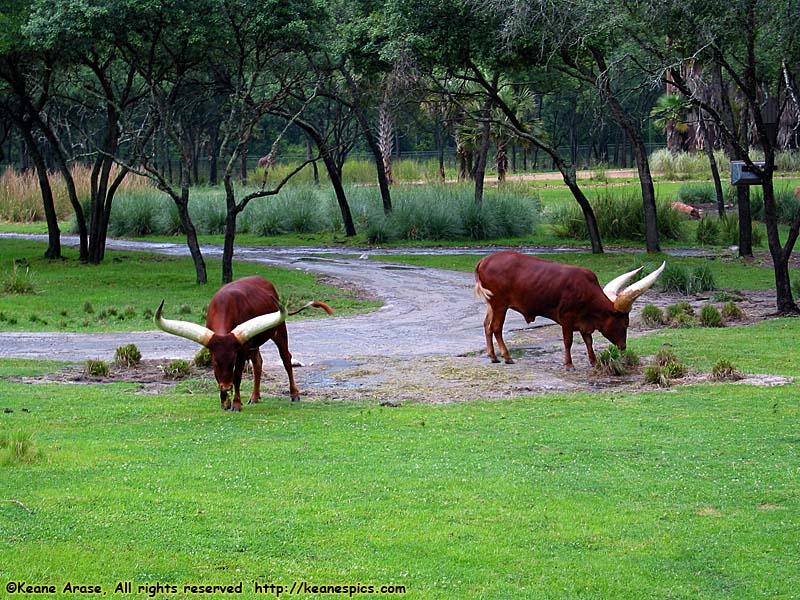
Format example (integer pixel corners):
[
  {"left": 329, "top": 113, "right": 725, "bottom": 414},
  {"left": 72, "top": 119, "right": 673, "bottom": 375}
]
[
  {"left": 273, "top": 325, "right": 300, "bottom": 402},
  {"left": 247, "top": 349, "right": 262, "bottom": 405},
  {"left": 484, "top": 305, "right": 513, "bottom": 364}
]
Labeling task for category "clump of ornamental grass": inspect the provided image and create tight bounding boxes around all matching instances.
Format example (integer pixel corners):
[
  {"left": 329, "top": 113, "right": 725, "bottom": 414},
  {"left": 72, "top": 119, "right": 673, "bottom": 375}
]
[
  {"left": 695, "top": 216, "right": 722, "bottom": 246},
  {"left": 594, "top": 346, "right": 640, "bottom": 376},
  {"left": 551, "top": 189, "right": 686, "bottom": 242},
  {"left": 659, "top": 263, "right": 716, "bottom": 295},
  {"left": 711, "top": 359, "right": 743, "bottom": 381},
  {"left": 84, "top": 359, "right": 110, "bottom": 377},
  {"left": 162, "top": 359, "right": 191, "bottom": 380},
  {"left": 721, "top": 301, "right": 744, "bottom": 321},
  {"left": 643, "top": 365, "right": 671, "bottom": 387},
  {"left": 644, "top": 349, "right": 689, "bottom": 387},
  {"left": 194, "top": 347, "right": 212, "bottom": 368},
  {"left": 699, "top": 304, "right": 724, "bottom": 328},
  {"left": 0, "top": 429, "right": 44, "bottom": 466},
  {"left": 3, "top": 262, "right": 35, "bottom": 295},
  {"left": 114, "top": 344, "right": 142, "bottom": 368},
  {"left": 640, "top": 303, "right": 666, "bottom": 327}
]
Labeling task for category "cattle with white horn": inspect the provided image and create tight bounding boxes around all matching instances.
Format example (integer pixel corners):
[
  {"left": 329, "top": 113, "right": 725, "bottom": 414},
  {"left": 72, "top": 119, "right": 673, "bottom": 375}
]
[
  {"left": 155, "top": 275, "right": 334, "bottom": 411},
  {"left": 474, "top": 251, "right": 665, "bottom": 369}
]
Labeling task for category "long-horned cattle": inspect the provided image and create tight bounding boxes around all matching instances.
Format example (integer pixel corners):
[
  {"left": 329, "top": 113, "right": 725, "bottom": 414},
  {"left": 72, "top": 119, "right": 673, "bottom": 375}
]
[
  {"left": 155, "top": 275, "right": 334, "bottom": 411},
  {"left": 474, "top": 251, "right": 665, "bottom": 369}
]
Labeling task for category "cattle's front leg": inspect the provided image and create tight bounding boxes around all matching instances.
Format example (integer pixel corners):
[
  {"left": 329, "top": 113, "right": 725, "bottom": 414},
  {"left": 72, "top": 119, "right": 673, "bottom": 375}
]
[
  {"left": 248, "top": 349, "right": 262, "bottom": 405},
  {"left": 230, "top": 355, "right": 246, "bottom": 412},
  {"left": 219, "top": 390, "right": 231, "bottom": 411},
  {"left": 580, "top": 331, "right": 596, "bottom": 366},
  {"left": 561, "top": 326, "right": 575, "bottom": 370}
]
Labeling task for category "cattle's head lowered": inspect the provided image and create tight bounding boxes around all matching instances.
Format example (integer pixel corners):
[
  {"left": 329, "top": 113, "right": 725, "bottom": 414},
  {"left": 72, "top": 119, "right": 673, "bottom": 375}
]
[
  {"left": 155, "top": 275, "right": 333, "bottom": 411},
  {"left": 474, "top": 251, "right": 665, "bottom": 370}
]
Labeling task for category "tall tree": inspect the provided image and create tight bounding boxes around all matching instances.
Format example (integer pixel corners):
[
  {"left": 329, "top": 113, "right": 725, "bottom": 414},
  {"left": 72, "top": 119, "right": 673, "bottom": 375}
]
[
  {"left": 639, "top": 0, "right": 800, "bottom": 312},
  {"left": 388, "top": 0, "right": 604, "bottom": 252},
  {"left": 0, "top": 0, "right": 68, "bottom": 259},
  {"left": 210, "top": 0, "right": 325, "bottom": 283},
  {"left": 492, "top": 0, "right": 663, "bottom": 252}
]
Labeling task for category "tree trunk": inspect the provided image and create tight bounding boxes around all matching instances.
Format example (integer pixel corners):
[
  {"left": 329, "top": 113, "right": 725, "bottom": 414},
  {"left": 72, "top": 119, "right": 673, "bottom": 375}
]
[
  {"left": 26, "top": 113, "right": 88, "bottom": 261},
  {"left": 762, "top": 175, "right": 797, "bottom": 312},
  {"left": 555, "top": 156, "right": 604, "bottom": 254},
  {"left": 20, "top": 125, "right": 61, "bottom": 259},
  {"left": 630, "top": 134, "right": 660, "bottom": 252},
  {"left": 589, "top": 47, "right": 659, "bottom": 252},
  {"left": 736, "top": 187, "right": 753, "bottom": 257},
  {"left": 293, "top": 118, "right": 356, "bottom": 236},
  {"left": 173, "top": 187, "right": 207, "bottom": 284},
  {"left": 341, "top": 68, "right": 392, "bottom": 214},
  {"left": 698, "top": 115, "right": 725, "bottom": 218},
  {"left": 221, "top": 174, "right": 245, "bottom": 284},
  {"left": 209, "top": 125, "right": 220, "bottom": 186},
  {"left": 473, "top": 96, "right": 492, "bottom": 204},
  {"left": 324, "top": 155, "right": 356, "bottom": 237},
  {"left": 436, "top": 122, "right": 446, "bottom": 181}
]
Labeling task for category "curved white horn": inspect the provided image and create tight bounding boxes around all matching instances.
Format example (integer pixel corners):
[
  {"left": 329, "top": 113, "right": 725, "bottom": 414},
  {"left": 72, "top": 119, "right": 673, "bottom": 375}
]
[
  {"left": 231, "top": 303, "right": 288, "bottom": 344},
  {"left": 154, "top": 300, "right": 215, "bottom": 346},
  {"left": 613, "top": 261, "right": 666, "bottom": 313},
  {"left": 603, "top": 266, "right": 643, "bottom": 301}
]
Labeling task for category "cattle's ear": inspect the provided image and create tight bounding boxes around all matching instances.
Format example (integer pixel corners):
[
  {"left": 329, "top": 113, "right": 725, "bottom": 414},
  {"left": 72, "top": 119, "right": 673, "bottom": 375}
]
[{"left": 613, "top": 262, "right": 666, "bottom": 312}]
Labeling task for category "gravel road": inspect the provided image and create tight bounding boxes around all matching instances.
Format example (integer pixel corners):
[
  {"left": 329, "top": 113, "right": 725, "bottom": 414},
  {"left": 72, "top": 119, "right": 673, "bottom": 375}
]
[{"left": 0, "top": 234, "right": 531, "bottom": 364}]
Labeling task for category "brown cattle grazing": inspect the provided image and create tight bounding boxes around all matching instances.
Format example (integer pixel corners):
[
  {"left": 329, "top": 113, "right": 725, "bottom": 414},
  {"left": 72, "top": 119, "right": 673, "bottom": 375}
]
[
  {"left": 155, "top": 276, "right": 333, "bottom": 411},
  {"left": 474, "top": 251, "right": 665, "bottom": 370},
  {"left": 671, "top": 201, "right": 702, "bottom": 219}
]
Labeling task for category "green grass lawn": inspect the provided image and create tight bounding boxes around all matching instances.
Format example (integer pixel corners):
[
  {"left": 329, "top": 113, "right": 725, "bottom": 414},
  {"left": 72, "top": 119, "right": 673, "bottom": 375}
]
[
  {"left": 1, "top": 356, "right": 798, "bottom": 599},
  {"left": 0, "top": 240, "right": 380, "bottom": 332}
]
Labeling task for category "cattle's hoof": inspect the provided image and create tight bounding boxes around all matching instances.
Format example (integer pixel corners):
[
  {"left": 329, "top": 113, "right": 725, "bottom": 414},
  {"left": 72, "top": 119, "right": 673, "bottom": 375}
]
[
  {"left": 490, "top": 357, "right": 500, "bottom": 364},
  {"left": 504, "top": 358, "right": 515, "bottom": 365},
  {"left": 231, "top": 405, "right": 242, "bottom": 412},
  {"left": 290, "top": 396, "right": 300, "bottom": 402},
  {"left": 565, "top": 365, "right": 575, "bottom": 372},
  {"left": 247, "top": 398, "right": 260, "bottom": 405}
]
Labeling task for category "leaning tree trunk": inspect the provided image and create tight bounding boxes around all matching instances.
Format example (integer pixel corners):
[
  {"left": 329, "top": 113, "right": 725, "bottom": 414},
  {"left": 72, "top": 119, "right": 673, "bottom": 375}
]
[
  {"left": 293, "top": 118, "right": 356, "bottom": 237},
  {"left": 589, "top": 47, "right": 659, "bottom": 252},
  {"left": 171, "top": 187, "right": 207, "bottom": 284},
  {"left": 698, "top": 114, "right": 725, "bottom": 218},
  {"left": 341, "top": 68, "right": 392, "bottom": 214},
  {"left": 553, "top": 155, "right": 604, "bottom": 254}
]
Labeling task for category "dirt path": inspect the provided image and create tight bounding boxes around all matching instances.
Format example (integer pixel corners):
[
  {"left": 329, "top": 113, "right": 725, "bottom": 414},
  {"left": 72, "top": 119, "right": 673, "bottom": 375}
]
[{"left": 0, "top": 234, "right": 785, "bottom": 402}]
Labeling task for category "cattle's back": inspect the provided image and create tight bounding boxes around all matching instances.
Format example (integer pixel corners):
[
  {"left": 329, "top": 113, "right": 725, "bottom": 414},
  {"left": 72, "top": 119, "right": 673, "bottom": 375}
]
[
  {"left": 206, "top": 276, "right": 280, "bottom": 333},
  {"left": 476, "top": 251, "right": 603, "bottom": 318}
]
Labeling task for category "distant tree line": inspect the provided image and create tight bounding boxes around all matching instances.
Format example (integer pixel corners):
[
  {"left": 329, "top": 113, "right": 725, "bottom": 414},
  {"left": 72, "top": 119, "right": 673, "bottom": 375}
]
[{"left": 1, "top": 0, "right": 799, "bottom": 311}]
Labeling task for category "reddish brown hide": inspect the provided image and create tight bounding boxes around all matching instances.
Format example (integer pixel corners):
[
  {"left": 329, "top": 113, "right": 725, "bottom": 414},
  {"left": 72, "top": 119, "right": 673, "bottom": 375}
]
[
  {"left": 474, "top": 251, "right": 663, "bottom": 370},
  {"left": 156, "top": 276, "right": 333, "bottom": 411}
]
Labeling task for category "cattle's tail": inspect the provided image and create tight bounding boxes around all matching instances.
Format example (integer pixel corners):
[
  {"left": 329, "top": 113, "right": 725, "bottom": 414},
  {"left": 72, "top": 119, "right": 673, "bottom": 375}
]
[
  {"left": 288, "top": 301, "right": 335, "bottom": 316},
  {"left": 473, "top": 267, "right": 493, "bottom": 302}
]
